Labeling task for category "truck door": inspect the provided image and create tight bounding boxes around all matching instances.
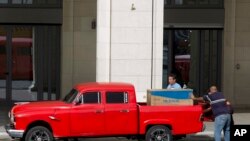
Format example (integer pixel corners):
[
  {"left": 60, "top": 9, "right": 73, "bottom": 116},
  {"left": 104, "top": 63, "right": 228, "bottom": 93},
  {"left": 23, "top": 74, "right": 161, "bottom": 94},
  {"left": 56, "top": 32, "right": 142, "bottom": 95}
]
[
  {"left": 70, "top": 91, "right": 105, "bottom": 136},
  {"left": 104, "top": 91, "right": 137, "bottom": 135}
]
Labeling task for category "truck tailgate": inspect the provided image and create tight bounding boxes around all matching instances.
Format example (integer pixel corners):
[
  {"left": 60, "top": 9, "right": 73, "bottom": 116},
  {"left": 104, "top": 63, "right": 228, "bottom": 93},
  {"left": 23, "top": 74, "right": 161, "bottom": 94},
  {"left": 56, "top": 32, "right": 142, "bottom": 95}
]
[{"left": 138, "top": 105, "right": 204, "bottom": 135}]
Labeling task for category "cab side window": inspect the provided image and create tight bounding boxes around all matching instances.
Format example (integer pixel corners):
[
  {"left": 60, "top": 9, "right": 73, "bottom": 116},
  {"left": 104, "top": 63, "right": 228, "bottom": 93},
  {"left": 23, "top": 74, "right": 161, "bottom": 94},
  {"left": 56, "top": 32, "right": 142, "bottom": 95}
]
[
  {"left": 79, "top": 92, "right": 101, "bottom": 104},
  {"left": 106, "top": 92, "right": 128, "bottom": 104}
]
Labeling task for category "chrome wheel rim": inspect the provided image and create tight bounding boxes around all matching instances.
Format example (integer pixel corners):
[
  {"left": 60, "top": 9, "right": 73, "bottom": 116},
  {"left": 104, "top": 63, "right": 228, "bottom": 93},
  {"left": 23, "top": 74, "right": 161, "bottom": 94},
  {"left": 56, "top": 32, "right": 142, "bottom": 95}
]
[
  {"left": 29, "top": 129, "right": 50, "bottom": 141},
  {"left": 150, "top": 128, "right": 170, "bottom": 141}
]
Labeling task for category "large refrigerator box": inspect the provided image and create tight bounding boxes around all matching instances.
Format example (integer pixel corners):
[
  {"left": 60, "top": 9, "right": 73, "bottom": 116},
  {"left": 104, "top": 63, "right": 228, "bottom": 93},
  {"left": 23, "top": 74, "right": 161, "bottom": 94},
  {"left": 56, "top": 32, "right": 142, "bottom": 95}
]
[{"left": 147, "top": 89, "right": 193, "bottom": 106}]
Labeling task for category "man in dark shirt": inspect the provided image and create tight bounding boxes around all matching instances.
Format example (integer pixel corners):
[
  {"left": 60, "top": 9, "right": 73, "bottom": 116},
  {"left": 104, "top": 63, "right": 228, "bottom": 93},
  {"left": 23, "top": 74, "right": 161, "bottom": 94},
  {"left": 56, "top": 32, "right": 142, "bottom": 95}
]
[{"left": 192, "top": 86, "right": 231, "bottom": 141}]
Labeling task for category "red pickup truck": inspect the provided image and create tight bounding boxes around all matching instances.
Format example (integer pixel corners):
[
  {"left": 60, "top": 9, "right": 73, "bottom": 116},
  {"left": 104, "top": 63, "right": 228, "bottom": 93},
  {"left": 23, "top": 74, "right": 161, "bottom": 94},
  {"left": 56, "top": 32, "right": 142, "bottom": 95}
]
[{"left": 5, "top": 82, "right": 204, "bottom": 141}]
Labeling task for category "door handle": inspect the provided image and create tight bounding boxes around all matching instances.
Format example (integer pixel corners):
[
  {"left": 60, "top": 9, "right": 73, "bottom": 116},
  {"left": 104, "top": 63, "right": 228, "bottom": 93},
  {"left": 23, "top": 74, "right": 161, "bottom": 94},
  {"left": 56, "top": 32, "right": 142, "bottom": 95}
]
[
  {"left": 96, "top": 110, "right": 104, "bottom": 114},
  {"left": 120, "top": 109, "right": 129, "bottom": 113}
]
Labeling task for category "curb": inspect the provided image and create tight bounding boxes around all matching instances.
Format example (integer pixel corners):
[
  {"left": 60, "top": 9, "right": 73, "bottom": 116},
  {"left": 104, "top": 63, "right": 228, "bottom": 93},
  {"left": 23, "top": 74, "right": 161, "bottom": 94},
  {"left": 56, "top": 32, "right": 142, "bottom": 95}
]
[{"left": 193, "top": 131, "right": 214, "bottom": 136}]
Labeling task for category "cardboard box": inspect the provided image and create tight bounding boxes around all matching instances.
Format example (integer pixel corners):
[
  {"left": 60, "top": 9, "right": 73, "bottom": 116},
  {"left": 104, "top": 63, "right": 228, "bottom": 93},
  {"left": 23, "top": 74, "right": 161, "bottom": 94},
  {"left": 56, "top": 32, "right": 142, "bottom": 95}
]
[{"left": 147, "top": 89, "right": 193, "bottom": 106}]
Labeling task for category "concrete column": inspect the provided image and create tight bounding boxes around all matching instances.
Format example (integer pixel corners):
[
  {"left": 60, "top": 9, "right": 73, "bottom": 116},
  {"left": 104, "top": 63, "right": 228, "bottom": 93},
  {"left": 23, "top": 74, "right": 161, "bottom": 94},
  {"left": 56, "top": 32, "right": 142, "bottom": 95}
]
[
  {"left": 223, "top": 0, "right": 250, "bottom": 108},
  {"left": 61, "top": 0, "right": 97, "bottom": 98},
  {"left": 96, "top": 0, "right": 111, "bottom": 82},
  {"left": 233, "top": 0, "right": 250, "bottom": 107},
  {"left": 61, "top": 0, "right": 74, "bottom": 97},
  {"left": 223, "top": 0, "right": 236, "bottom": 104},
  {"left": 152, "top": 0, "right": 164, "bottom": 89},
  {"left": 96, "top": 0, "right": 164, "bottom": 102}
]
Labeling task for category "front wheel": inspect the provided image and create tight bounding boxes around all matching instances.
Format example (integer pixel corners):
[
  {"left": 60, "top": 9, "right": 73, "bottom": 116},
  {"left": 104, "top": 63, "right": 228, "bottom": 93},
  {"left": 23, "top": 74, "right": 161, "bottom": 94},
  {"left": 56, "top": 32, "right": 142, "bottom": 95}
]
[
  {"left": 25, "top": 126, "right": 54, "bottom": 141},
  {"left": 145, "top": 125, "right": 172, "bottom": 141}
]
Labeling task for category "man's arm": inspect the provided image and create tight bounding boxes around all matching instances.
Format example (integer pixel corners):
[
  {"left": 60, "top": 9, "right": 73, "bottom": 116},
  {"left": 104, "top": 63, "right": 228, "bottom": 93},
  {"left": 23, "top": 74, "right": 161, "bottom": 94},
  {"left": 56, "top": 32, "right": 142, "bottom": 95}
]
[
  {"left": 190, "top": 94, "right": 205, "bottom": 101},
  {"left": 203, "top": 107, "right": 212, "bottom": 113}
]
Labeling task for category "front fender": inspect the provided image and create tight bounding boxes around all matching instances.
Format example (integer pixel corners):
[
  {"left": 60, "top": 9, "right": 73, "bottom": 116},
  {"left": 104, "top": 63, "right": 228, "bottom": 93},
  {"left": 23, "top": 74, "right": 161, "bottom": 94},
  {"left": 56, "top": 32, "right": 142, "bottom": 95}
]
[
  {"left": 14, "top": 109, "right": 54, "bottom": 129},
  {"left": 16, "top": 110, "right": 70, "bottom": 137}
]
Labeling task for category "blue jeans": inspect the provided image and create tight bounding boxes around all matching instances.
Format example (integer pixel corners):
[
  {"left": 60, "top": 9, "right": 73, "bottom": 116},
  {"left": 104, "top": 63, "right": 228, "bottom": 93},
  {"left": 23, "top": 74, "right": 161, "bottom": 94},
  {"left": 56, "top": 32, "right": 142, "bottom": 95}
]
[{"left": 214, "top": 114, "right": 231, "bottom": 141}]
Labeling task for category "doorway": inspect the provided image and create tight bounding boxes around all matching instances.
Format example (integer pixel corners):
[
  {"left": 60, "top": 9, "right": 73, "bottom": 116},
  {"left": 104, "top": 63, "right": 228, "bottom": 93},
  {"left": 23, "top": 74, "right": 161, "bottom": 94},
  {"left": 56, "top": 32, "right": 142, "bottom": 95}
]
[
  {"left": 0, "top": 25, "right": 35, "bottom": 103},
  {"left": 163, "top": 29, "right": 223, "bottom": 96},
  {"left": 0, "top": 25, "right": 61, "bottom": 104}
]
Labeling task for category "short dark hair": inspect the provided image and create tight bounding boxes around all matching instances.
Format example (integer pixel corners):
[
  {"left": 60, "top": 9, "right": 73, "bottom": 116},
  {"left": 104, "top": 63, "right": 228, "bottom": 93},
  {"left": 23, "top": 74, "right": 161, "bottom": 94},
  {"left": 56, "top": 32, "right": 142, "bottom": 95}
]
[{"left": 169, "top": 74, "right": 177, "bottom": 80}]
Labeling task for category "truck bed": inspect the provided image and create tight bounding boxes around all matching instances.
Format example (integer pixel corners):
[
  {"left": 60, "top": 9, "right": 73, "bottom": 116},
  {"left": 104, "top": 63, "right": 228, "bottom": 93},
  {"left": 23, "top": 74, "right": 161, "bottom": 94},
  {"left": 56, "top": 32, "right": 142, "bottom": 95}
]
[{"left": 138, "top": 104, "right": 204, "bottom": 135}]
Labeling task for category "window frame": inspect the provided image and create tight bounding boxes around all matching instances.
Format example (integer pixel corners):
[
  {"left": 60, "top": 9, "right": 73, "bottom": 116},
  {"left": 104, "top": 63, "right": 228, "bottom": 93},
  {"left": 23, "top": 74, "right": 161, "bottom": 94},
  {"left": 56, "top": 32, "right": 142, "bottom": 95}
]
[
  {"left": 163, "top": 29, "right": 222, "bottom": 96},
  {"left": 164, "top": 0, "right": 224, "bottom": 9},
  {"left": 0, "top": 0, "right": 62, "bottom": 8},
  {"left": 78, "top": 91, "right": 101, "bottom": 104},
  {"left": 105, "top": 91, "right": 129, "bottom": 104}
]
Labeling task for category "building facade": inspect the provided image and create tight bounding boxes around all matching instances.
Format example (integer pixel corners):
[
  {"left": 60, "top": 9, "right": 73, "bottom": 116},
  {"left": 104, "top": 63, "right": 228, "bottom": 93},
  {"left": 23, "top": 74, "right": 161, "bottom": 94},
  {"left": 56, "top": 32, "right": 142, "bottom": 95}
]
[
  {"left": 1, "top": 0, "right": 250, "bottom": 108},
  {"left": 62, "top": 0, "right": 163, "bottom": 102},
  {"left": 61, "top": 0, "right": 250, "bottom": 107}
]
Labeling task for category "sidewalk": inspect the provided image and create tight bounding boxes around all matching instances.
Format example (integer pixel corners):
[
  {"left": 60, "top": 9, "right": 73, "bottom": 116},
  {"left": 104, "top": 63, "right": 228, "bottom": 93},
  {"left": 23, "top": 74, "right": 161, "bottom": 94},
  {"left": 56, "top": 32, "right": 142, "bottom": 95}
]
[{"left": 185, "top": 113, "right": 250, "bottom": 141}]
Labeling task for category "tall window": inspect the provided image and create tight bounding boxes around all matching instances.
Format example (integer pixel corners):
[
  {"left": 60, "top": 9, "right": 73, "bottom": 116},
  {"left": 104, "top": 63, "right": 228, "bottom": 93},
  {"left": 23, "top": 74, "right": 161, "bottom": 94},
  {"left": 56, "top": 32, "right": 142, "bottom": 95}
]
[
  {"left": 0, "top": 0, "right": 62, "bottom": 7},
  {"left": 163, "top": 29, "right": 222, "bottom": 96},
  {"left": 164, "top": 0, "right": 224, "bottom": 8},
  {"left": 0, "top": 0, "right": 8, "bottom": 4}
]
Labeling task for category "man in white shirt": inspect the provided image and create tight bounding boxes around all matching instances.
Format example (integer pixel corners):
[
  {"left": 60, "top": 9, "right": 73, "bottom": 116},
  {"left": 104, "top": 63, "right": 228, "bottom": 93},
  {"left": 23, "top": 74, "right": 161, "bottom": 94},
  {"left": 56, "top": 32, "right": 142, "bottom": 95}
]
[{"left": 167, "top": 74, "right": 181, "bottom": 89}]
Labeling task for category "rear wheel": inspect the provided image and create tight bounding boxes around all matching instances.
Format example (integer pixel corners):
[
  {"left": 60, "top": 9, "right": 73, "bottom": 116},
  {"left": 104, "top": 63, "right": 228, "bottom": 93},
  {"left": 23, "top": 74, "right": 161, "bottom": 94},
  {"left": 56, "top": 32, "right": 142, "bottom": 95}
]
[
  {"left": 25, "top": 126, "right": 54, "bottom": 141},
  {"left": 145, "top": 125, "right": 172, "bottom": 141}
]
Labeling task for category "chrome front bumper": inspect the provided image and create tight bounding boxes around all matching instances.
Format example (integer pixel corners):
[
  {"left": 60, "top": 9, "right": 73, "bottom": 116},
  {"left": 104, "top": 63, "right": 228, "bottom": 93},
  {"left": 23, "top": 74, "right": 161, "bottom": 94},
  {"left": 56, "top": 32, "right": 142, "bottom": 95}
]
[
  {"left": 5, "top": 124, "right": 24, "bottom": 138},
  {"left": 202, "top": 123, "right": 206, "bottom": 131}
]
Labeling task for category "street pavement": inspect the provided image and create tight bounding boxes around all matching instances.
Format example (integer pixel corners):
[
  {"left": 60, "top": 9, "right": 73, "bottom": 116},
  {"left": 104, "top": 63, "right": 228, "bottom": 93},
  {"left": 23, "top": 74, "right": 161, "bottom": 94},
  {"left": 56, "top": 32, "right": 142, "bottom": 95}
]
[{"left": 1, "top": 113, "right": 250, "bottom": 141}]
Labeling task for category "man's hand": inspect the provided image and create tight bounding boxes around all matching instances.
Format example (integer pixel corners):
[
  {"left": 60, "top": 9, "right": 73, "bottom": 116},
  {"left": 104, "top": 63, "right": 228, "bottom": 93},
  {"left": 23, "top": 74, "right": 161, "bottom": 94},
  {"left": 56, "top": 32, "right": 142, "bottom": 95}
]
[
  {"left": 190, "top": 94, "right": 195, "bottom": 99},
  {"left": 191, "top": 95, "right": 204, "bottom": 101},
  {"left": 203, "top": 107, "right": 212, "bottom": 113}
]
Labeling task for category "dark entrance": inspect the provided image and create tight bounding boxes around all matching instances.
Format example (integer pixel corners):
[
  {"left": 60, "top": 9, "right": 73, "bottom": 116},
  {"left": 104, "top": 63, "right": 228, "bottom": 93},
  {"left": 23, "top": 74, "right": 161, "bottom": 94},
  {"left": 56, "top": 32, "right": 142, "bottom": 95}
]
[
  {"left": 0, "top": 25, "right": 61, "bottom": 104},
  {"left": 0, "top": 26, "right": 33, "bottom": 103},
  {"left": 0, "top": 0, "right": 62, "bottom": 106},
  {"left": 0, "top": 0, "right": 62, "bottom": 125},
  {"left": 163, "top": 29, "right": 222, "bottom": 96}
]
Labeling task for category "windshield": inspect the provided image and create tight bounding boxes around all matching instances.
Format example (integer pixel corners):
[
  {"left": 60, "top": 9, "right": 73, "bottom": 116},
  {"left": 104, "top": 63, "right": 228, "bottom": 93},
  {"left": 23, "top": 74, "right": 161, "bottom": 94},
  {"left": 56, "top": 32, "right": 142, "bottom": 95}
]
[{"left": 63, "top": 89, "right": 79, "bottom": 103}]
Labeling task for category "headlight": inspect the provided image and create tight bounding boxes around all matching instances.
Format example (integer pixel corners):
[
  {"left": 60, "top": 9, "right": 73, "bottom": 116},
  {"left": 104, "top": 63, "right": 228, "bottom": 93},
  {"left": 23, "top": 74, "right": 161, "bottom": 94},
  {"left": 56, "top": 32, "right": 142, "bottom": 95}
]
[
  {"left": 8, "top": 111, "right": 15, "bottom": 123},
  {"left": 10, "top": 114, "right": 15, "bottom": 123}
]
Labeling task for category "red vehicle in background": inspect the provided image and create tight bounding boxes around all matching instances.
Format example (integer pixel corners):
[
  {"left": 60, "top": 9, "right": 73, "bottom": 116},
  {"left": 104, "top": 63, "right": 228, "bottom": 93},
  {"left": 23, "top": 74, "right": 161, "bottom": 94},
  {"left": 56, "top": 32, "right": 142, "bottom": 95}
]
[
  {"left": 0, "top": 37, "right": 32, "bottom": 80},
  {"left": 5, "top": 82, "right": 205, "bottom": 141},
  {"left": 175, "top": 55, "right": 190, "bottom": 84}
]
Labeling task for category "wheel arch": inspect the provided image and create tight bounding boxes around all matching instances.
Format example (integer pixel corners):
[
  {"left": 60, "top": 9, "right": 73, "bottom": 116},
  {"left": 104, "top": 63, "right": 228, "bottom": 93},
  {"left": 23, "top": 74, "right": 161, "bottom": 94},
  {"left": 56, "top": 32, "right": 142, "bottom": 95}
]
[
  {"left": 141, "top": 119, "right": 173, "bottom": 134},
  {"left": 146, "top": 124, "right": 172, "bottom": 132},
  {"left": 24, "top": 120, "right": 53, "bottom": 135}
]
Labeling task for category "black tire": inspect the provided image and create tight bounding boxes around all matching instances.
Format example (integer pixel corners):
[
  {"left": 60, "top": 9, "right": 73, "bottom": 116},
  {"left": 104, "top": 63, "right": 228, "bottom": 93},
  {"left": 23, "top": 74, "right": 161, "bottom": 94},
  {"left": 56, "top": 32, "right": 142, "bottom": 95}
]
[
  {"left": 24, "top": 126, "right": 54, "bottom": 141},
  {"left": 137, "top": 135, "right": 145, "bottom": 141},
  {"left": 145, "top": 125, "right": 172, "bottom": 141},
  {"left": 173, "top": 135, "right": 186, "bottom": 140},
  {"left": 20, "top": 137, "right": 25, "bottom": 141},
  {"left": 138, "top": 138, "right": 145, "bottom": 141}
]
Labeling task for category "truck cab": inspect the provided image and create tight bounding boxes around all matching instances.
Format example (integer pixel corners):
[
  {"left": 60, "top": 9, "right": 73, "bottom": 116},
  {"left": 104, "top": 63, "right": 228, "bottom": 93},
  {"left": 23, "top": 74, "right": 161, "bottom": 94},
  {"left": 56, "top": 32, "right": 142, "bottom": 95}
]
[{"left": 66, "top": 83, "right": 139, "bottom": 136}]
